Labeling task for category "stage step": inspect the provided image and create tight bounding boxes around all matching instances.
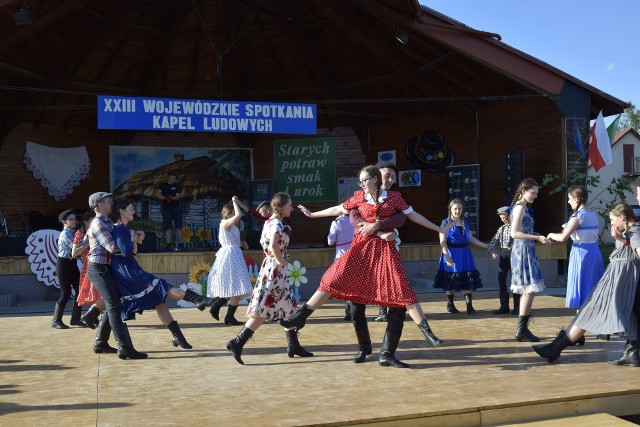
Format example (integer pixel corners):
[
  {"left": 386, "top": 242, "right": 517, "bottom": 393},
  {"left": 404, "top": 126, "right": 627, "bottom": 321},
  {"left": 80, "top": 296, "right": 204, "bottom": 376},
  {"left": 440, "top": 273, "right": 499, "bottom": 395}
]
[{"left": 503, "top": 412, "right": 636, "bottom": 426}]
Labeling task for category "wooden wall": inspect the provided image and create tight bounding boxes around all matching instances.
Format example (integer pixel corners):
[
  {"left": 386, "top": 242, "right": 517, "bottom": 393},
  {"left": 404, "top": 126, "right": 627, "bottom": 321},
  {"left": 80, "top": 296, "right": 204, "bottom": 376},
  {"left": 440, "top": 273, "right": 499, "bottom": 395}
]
[
  {"left": 364, "top": 98, "right": 565, "bottom": 241},
  {"left": 1, "top": 97, "right": 565, "bottom": 244},
  {"left": 0, "top": 123, "right": 363, "bottom": 247}
]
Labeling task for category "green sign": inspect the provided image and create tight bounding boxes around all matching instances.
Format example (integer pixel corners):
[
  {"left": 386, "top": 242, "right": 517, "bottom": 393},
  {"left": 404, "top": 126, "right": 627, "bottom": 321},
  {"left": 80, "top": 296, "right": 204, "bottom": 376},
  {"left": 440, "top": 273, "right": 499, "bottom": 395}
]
[{"left": 274, "top": 137, "right": 336, "bottom": 202}]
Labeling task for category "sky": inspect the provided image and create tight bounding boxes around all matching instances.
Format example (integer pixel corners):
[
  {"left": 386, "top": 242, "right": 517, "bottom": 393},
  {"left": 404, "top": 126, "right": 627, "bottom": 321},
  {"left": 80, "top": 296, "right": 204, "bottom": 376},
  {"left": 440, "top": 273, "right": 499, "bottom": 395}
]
[{"left": 421, "top": 1, "right": 639, "bottom": 124}]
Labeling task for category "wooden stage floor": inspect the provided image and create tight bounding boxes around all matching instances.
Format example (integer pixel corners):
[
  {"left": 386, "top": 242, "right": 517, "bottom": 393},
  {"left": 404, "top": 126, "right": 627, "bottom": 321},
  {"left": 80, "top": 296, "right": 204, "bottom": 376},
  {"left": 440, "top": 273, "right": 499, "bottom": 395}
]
[{"left": 1, "top": 293, "right": 638, "bottom": 426}]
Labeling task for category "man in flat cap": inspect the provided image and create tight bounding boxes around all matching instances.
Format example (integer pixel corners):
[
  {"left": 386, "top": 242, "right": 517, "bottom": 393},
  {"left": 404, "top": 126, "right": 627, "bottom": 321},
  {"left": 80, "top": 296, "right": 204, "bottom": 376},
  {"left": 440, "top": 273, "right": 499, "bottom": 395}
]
[
  {"left": 487, "top": 206, "right": 518, "bottom": 315},
  {"left": 51, "top": 209, "right": 85, "bottom": 329},
  {"left": 85, "top": 192, "right": 147, "bottom": 359}
]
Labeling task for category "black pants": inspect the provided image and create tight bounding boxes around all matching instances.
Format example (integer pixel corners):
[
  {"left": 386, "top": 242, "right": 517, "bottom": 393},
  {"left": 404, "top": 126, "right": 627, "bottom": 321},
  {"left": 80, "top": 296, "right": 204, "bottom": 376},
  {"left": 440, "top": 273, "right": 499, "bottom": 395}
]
[
  {"left": 86, "top": 262, "right": 133, "bottom": 349},
  {"left": 351, "top": 303, "right": 406, "bottom": 337},
  {"left": 56, "top": 257, "right": 80, "bottom": 308},
  {"left": 498, "top": 249, "right": 512, "bottom": 293}
]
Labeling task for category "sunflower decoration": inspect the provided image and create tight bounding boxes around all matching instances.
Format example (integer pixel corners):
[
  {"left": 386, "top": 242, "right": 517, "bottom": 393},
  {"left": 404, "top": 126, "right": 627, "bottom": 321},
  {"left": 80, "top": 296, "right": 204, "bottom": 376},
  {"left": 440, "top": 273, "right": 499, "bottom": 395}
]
[
  {"left": 286, "top": 260, "right": 308, "bottom": 288},
  {"left": 188, "top": 263, "right": 211, "bottom": 296},
  {"left": 196, "top": 227, "right": 212, "bottom": 242},
  {"left": 189, "top": 263, "right": 211, "bottom": 284},
  {"left": 181, "top": 227, "right": 194, "bottom": 243}
]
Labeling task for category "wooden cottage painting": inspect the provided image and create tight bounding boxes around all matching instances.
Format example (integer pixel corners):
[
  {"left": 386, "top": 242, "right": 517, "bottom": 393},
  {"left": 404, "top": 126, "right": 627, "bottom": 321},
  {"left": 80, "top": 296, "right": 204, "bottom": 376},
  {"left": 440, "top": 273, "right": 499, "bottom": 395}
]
[{"left": 110, "top": 146, "right": 252, "bottom": 249}]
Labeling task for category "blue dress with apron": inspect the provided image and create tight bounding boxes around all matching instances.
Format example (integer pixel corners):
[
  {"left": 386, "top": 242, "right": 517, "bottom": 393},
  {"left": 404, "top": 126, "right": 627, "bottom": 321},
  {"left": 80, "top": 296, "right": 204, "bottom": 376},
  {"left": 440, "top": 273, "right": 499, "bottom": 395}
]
[
  {"left": 433, "top": 218, "right": 483, "bottom": 291},
  {"left": 565, "top": 209, "right": 605, "bottom": 308},
  {"left": 111, "top": 223, "right": 173, "bottom": 321}
]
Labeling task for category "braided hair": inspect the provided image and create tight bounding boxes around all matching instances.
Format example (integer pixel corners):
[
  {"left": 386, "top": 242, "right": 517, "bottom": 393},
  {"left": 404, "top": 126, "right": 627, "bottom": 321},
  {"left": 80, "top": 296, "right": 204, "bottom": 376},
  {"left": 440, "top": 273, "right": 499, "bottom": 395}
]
[
  {"left": 271, "top": 192, "right": 291, "bottom": 219},
  {"left": 567, "top": 185, "right": 588, "bottom": 212},
  {"left": 511, "top": 178, "right": 539, "bottom": 206},
  {"left": 360, "top": 165, "right": 383, "bottom": 202}
]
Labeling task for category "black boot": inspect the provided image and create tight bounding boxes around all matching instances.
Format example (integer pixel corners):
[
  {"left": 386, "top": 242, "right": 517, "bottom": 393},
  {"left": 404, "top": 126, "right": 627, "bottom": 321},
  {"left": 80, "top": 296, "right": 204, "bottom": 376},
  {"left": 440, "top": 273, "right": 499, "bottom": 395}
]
[
  {"left": 417, "top": 319, "right": 442, "bottom": 348},
  {"left": 372, "top": 306, "right": 388, "bottom": 322},
  {"left": 446, "top": 294, "right": 459, "bottom": 314},
  {"left": 285, "top": 329, "right": 313, "bottom": 358},
  {"left": 464, "top": 293, "right": 476, "bottom": 315},
  {"left": 224, "top": 305, "right": 243, "bottom": 325},
  {"left": 344, "top": 301, "right": 352, "bottom": 321},
  {"left": 607, "top": 340, "right": 640, "bottom": 367},
  {"left": 549, "top": 328, "right": 585, "bottom": 347},
  {"left": 117, "top": 324, "right": 148, "bottom": 360},
  {"left": 182, "top": 289, "right": 216, "bottom": 311},
  {"left": 494, "top": 291, "right": 510, "bottom": 314},
  {"left": 93, "top": 315, "right": 117, "bottom": 354},
  {"left": 353, "top": 327, "right": 372, "bottom": 363},
  {"left": 511, "top": 293, "right": 521, "bottom": 315},
  {"left": 168, "top": 320, "right": 192, "bottom": 349},
  {"left": 70, "top": 301, "right": 87, "bottom": 327},
  {"left": 532, "top": 334, "right": 572, "bottom": 362},
  {"left": 51, "top": 303, "right": 69, "bottom": 329},
  {"left": 226, "top": 327, "right": 254, "bottom": 365},
  {"left": 515, "top": 315, "right": 540, "bottom": 342},
  {"left": 278, "top": 303, "right": 314, "bottom": 330},
  {"left": 209, "top": 298, "right": 228, "bottom": 321},
  {"left": 81, "top": 305, "right": 101, "bottom": 329},
  {"left": 378, "top": 331, "right": 409, "bottom": 368}
]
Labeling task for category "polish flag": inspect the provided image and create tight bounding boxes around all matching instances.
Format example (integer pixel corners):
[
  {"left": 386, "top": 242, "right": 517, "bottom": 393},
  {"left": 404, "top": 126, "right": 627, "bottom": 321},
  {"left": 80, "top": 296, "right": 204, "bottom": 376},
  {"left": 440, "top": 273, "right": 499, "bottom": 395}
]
[{"left": 589, "top": 111, "right": 613, "bottom": 172}]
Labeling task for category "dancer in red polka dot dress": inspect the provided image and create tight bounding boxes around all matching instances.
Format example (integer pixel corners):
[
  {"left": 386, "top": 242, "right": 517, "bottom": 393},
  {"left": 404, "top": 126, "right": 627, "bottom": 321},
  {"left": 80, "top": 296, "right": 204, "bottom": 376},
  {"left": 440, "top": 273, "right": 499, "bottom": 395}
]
[{"left": 279, "top": 165, "right": 453, "bottom": 368}]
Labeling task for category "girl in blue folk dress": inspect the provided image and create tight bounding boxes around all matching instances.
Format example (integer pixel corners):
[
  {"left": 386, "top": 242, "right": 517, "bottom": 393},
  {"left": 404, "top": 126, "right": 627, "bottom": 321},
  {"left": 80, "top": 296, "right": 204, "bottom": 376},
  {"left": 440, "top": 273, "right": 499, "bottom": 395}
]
[
  {"left": 433, "top": 199, "right": 487, "bottom": 314},
  {"left": 110, "top": 199, "right": 216, "bottom": 349},
  {"left": 509, "top": 179, "right": 547, "bottom": 342}
]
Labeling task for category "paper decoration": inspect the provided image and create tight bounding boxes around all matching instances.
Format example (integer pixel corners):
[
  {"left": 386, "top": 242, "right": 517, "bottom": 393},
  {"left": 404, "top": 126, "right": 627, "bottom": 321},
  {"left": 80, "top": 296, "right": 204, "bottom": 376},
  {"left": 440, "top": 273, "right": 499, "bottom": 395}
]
[
  {"left": 25, "top": 230, "right": 61, "bottom": 287},
  {"left": 398, "top": 170, "right": 422, "bottom": 187},
  {"left": 377, "top": 150, "right": 396, "bottom": 166}
]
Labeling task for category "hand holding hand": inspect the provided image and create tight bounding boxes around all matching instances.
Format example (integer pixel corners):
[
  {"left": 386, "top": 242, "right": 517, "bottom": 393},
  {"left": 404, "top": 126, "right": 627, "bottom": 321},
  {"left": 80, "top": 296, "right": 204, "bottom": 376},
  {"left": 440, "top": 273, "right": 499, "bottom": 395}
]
[
  {"left": 491, "top": 253, "right": 498, "bottom": 261},
  {"left": 240, "top": 241, "right": 249, "bottom": 250},
  {"left": 378, "top": 231, "right": 396, "bottom": 242},
  {"left": 358, "top": 221, "right": 378, "bottom": 236},
  {"left": 537, "top": 235, "right": 548, "bottom": 244}
]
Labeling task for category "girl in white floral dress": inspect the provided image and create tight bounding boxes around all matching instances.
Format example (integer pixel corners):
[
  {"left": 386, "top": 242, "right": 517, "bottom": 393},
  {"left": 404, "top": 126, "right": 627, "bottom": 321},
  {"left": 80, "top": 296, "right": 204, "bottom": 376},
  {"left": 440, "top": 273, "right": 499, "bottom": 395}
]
[{"left": 226, "top": 192, "right": 313, "bottom": 365}]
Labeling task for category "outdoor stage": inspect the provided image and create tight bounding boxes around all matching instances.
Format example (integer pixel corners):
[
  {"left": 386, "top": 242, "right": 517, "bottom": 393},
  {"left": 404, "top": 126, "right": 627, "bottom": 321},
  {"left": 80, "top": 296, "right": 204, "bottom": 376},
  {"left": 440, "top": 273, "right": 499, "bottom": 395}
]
[{"left": 1, "top": 293, "right": 638, "bottom": 426}]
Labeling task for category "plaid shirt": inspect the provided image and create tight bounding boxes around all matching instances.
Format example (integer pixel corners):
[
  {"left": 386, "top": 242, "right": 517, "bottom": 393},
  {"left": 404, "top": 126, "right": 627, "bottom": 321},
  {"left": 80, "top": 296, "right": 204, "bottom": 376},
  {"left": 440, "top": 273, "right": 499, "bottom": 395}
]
[
  {"left": 57, "top": 226, "right": 75, "bottom": 258},
  {"left": 487, "top": 224, "right": 513, "bottom": 254},
  {"left": 87, "top": 213, "right": 118, "bottom": 264}
]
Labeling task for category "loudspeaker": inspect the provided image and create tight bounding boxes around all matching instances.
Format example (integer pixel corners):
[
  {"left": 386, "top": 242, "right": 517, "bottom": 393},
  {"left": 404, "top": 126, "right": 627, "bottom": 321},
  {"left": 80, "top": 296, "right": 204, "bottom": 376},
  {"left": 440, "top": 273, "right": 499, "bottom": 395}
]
[
  {"left": 505, "top": 150, "right": 526, "bottom": 205},
  {"left": 136, "top": 231, "right": 158, "bottom": 253}
]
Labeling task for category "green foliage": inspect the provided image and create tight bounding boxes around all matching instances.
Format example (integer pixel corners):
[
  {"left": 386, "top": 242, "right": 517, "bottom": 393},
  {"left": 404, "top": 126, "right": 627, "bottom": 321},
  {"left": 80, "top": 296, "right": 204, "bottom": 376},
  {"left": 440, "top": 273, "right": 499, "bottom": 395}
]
[
  {"left": 541, "top": 172, "right": 632, "bottom": 243},
  {"left": 620, "top": 102, "right": 640, "bottom": 132},
  {"left": 589, "top": 177, "right": 632, "bottom": 243},
  {"left": 541, "top": 171, "right": 599, "bottom": 196}
]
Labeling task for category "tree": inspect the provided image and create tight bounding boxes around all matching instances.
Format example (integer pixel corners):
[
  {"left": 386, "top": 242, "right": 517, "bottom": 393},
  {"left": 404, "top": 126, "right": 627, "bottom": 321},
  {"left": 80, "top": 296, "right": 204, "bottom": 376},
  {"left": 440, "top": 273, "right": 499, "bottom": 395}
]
[
  {"left": 620, "top": 102, "right": 640, "bottom": 132},
  {"left": 542, "top": 172, "right": 632, "bottom": 244}
]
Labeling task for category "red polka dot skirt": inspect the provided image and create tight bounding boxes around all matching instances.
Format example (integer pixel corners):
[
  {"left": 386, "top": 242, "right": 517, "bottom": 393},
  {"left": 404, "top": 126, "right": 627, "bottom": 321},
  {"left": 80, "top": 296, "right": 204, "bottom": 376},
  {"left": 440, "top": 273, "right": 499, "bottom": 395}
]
[{"left": 318, "top": 233, "right": 418, "bottom": 307}]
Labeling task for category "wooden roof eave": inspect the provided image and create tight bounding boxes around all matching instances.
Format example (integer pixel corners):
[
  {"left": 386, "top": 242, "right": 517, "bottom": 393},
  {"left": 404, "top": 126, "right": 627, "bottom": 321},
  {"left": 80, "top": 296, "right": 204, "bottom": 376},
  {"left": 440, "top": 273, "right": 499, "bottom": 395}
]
[
  {"left": 350, "top": 1, "right": 626, "bottom": 117},
  {"left": 414, "top": 6, "right": 627, "bottom": 117}
]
